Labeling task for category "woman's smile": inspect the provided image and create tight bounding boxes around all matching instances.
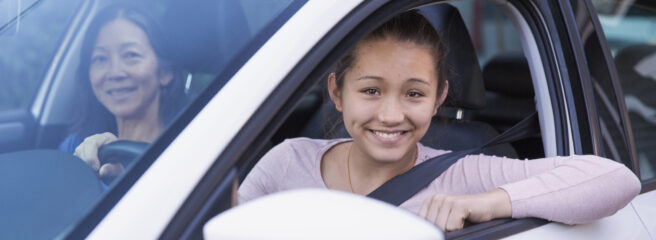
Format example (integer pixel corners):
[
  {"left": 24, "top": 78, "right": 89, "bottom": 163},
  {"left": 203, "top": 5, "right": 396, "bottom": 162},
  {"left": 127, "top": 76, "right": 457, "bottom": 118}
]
[{"left": 106, "top": 85, "right": 138, "bottom": 101}]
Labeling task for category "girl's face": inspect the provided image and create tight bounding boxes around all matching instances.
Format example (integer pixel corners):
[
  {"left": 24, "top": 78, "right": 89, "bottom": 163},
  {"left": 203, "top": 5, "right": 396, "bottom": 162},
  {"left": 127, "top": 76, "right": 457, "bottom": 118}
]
[
  {"left": 89, "top": 18, "right": 172, "bottom": 119},
  {"left": 329, "top": 37, "right": 447, "bottom": 163}
]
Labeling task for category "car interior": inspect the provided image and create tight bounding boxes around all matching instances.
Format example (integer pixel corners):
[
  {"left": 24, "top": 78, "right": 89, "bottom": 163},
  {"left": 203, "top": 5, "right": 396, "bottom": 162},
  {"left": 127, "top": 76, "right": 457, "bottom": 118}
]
[{"left": 241, "top": 2, "right": 543, "bottom": 180}]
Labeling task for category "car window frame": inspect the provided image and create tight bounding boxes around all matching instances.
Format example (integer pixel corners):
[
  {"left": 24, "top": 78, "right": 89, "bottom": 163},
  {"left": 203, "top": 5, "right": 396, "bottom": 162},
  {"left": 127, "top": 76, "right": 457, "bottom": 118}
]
[
  {"left": 64, "top": 0, "right": 309, "bottom": 238},
  {"left": 168, "top": 0, "right": 589, "bottom": 238},
  {"left": 585, "top": 0, "right": 656, "bottom": 192}
]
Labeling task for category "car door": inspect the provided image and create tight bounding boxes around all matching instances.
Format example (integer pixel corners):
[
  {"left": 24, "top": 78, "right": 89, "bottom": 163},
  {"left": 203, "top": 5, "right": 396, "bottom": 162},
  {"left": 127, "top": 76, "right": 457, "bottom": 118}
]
[
  {"left": 162, "top": 0, "right": 646, "bottom": 238},
  {"left": 59, "top": 0, "right": 652, "bottom": 239},
  {"left": 587, "top": 0, "right": 656, "bottom": 237},
  {"left": 507, "top": 0, "right": 653, "bottom": 238}
]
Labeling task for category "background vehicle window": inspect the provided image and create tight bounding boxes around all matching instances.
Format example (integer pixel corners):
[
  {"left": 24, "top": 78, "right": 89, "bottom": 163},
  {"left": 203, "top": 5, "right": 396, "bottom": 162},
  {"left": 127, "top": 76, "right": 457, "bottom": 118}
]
[
  {"left": 592, "top": 0, "right": 656, "bottom": 180},
  {"left": 453, "top": 1, "right": 543, "bottom": 159},
  {"left": 0, "top": 0, "right": 82, "bottom": 111}
]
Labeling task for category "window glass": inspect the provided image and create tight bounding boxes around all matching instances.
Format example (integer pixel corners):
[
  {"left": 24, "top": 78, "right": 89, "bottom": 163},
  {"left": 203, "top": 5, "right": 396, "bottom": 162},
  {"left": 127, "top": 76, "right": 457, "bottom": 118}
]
[
  {"left": 0, "top": 0, "right": 302, "bottom": 238},
  {"left": 593, "top": 0, "right": 656, "bottom": 180},
  {"left": 0, "top": 0, "right": 81, "bottom": 111}
]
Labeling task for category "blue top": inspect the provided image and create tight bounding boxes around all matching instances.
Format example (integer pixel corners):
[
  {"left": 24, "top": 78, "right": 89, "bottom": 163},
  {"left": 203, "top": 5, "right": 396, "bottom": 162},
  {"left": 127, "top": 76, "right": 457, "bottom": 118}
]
[
  {"left": 59, "top": 134, "right": 108, "bottom": 190},
  {"left": 58, "top": 134, "right": 82, "bottom": 153}
]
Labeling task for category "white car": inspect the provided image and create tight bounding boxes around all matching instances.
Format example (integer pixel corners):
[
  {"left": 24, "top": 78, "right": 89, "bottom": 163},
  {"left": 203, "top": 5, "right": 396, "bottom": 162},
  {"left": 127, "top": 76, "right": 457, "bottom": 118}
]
[{"left": 0, "top": 0, "right": 654, "bottom": 239}]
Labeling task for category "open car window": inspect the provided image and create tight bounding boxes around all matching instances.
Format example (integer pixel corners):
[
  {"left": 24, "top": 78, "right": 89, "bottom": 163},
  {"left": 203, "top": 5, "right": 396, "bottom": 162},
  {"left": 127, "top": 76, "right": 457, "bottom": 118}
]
[{"left": 230, "top": 0, "right": 549, "bottom": 238}]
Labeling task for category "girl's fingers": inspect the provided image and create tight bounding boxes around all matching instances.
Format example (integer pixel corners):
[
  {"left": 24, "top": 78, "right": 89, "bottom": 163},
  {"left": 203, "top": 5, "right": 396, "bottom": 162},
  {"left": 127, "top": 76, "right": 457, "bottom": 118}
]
[{"left": 426, "top": 195, "right": 445, "bottom": 227}]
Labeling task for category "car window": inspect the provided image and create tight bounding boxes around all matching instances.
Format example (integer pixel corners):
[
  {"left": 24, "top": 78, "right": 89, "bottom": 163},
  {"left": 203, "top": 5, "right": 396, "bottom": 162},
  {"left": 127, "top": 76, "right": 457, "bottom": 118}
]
[
  {"left": 592, "top": 0, "right": 656, "bottom": 180},
  {"left": 0, "top": 0, "right": 82, "bottom": 111},
  {"left": 453, "top": 1, "right": 543, "bottom": 159},
  {"left": 0, "top": 0, "right": 302, "bottom": 238}
]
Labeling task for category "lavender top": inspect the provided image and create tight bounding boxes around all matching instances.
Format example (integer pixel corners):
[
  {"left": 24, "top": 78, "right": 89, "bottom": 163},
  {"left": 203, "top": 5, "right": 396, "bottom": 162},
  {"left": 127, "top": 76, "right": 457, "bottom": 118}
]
[{"left": 238, "top": 138, "right": 641, "bottom": 224}]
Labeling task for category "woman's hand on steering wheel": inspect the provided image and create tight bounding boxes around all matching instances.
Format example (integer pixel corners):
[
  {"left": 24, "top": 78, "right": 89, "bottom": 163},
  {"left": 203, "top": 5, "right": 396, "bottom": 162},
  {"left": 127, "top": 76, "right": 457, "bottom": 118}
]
[
  {"left": 74, "top": 132, "right": 123, "bottom": 177},
  {"left": 418, "top": 188, "right": 512, "bottom": 232}
]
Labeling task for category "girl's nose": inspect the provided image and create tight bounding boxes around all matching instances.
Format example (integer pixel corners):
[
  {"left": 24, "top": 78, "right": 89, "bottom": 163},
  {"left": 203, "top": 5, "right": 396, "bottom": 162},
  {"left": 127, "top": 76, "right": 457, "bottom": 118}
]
[{"left": 378, "top": 97, "right": 404, "bottom": 125}]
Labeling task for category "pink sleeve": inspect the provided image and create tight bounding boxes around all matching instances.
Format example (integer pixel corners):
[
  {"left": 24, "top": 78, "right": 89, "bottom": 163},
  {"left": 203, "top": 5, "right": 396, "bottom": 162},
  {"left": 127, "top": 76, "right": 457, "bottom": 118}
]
[
  {"left": 442, "top": 154, "right": 641, "bottom": 224},
  {"left": 237, "top": 140, "right": 294, "bottom": 204}
]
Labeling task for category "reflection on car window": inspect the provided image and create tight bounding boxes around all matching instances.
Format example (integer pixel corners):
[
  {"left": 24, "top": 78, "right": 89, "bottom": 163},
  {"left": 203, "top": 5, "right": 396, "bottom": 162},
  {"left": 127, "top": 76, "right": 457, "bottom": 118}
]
[
  {"left": 0, "top": 0, "right": 300, "bottom": 238},
  {"left": 593, "top": 0, "right": 656, "bottom": 180},
  {"left": 0, "top": 0, "right": 82, "bottom": 111}
]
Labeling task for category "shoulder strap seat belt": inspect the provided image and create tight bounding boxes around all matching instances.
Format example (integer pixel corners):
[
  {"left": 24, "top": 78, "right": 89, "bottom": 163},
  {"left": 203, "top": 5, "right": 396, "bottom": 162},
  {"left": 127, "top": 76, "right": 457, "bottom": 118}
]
[{"left": 367, "top": 112, "right": 541, "bottom": 206}]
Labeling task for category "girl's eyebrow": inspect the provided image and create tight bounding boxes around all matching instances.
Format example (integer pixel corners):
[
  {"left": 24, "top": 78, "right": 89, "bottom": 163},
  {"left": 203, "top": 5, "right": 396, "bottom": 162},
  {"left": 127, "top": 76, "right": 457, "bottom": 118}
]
[
  {"left": 356, "top": 76, "right": 431, "bottom": 86},
  {"left": 407, "top": 78, "right": 430, "bottom": 86},
  {"left": 357, "top": 75, "right": 383, "bottom": 81}
]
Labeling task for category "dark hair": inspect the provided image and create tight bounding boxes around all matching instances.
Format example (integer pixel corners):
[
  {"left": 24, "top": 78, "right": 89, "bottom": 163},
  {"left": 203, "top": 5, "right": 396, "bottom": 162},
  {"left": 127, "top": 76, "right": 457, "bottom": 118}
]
[
  {"left": 70, "top": 3, "right": 186, "bottom": 138},
  {"left": 334, "top": 10, "right": 447, "bottom": 94}
]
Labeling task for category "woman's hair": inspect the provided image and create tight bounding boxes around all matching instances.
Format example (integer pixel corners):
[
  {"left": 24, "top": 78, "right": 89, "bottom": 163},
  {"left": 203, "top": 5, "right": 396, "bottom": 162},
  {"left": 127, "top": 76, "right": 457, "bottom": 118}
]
[
  {"left": 334, "top": 10, "right": 447, "bottom": 94},
  {"left": 70, "top": 3, "right": 186, "bottom": 138}
]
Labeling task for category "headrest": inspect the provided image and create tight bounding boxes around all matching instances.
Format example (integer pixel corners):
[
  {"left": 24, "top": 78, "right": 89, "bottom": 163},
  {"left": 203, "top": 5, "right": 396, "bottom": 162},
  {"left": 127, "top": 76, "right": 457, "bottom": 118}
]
[
  {"left": 420, "top": 4, "right": 486, "bottom": 110},
  {"left": 482, "top": 53, "right": 534, "bottom": 98}
]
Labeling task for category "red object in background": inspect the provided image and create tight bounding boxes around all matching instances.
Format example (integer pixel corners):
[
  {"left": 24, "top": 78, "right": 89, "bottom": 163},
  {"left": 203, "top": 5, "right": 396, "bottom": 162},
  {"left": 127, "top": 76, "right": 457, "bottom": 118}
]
[{"left": 472, "top": 1, "right": 481, "bottom": 53}]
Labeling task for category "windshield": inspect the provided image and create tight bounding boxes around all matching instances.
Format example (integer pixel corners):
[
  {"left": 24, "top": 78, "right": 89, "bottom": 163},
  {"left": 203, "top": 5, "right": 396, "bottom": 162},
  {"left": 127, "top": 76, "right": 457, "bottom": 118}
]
[{"left": 0, "top": 0, "right": 301, "bottom": 238}]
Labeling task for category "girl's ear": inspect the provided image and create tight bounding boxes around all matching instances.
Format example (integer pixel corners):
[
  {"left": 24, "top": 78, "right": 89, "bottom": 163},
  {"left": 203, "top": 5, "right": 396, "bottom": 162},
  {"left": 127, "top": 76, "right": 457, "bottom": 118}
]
[
  {"left": 433, "top": 80, "right": 449, "bottom": 115},
  {"left": 327, "top": 73, "right": 343, "bottom": 112},
  {"left": 158, "top": 69, "right": 174, "bottom": 86}
]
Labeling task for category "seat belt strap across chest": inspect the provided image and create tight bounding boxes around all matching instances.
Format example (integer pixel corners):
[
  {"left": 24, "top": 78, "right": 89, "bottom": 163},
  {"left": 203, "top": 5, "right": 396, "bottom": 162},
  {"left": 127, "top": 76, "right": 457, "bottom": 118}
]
[{"left": 367, "top": 112, "right": 540, "bottom": 206}]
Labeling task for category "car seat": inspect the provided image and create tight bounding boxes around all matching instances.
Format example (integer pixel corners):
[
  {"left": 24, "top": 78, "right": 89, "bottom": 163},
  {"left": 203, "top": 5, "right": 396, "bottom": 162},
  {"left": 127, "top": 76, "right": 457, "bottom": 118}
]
[
  {"left": 300, "top": 4, "right": 518, "bottom": 158},
  {"left": 476, "top": 53, "right": 542, "bottom": 158}
]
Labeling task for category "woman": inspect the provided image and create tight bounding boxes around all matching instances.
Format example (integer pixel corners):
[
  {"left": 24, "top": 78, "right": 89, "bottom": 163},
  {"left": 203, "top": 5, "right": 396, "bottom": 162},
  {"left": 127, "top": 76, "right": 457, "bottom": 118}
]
[
  {"left": 238, "top": 11, "right": 641, "bottom": 231},
  {"left": 59, "top": 4, "right": 185, "bottom": 178}
]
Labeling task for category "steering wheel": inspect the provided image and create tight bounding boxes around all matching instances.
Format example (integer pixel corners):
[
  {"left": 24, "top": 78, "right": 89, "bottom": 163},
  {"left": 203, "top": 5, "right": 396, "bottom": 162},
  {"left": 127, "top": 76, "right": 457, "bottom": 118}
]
[{"left": 97, "top": 140, "right": 149, "bottom": 183}]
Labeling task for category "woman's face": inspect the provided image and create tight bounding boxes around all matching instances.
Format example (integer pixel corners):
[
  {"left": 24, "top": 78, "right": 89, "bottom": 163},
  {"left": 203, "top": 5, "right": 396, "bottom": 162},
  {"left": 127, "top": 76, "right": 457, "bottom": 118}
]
[
  {"left": 89, "top": 18, "right": 172, "bottom": 119},
  {"left": 329, "top": 37, "right": 447, "bottom": 163}
]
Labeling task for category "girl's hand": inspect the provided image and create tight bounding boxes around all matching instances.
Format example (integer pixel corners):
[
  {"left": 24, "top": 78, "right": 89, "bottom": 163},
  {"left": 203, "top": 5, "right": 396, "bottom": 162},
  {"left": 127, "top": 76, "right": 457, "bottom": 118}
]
[
  {"left": 74, "top": 132, "right": 118, "bottom": 176},
  {"left": 418, "top": 188, "right": 512, "bottom": 232}
]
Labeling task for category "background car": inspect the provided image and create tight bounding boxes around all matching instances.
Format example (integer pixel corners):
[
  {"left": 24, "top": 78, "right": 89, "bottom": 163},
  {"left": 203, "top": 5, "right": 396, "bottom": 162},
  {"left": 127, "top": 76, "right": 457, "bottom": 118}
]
[{"left": 0, "top": 0, "right": 654, "bottom": 239}]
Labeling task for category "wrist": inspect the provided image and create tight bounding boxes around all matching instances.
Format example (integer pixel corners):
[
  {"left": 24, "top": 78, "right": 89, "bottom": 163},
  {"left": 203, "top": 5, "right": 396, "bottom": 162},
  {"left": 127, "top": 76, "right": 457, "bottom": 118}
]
[{"left": 488, "top": 188, "right": 512, "bottom": 219}]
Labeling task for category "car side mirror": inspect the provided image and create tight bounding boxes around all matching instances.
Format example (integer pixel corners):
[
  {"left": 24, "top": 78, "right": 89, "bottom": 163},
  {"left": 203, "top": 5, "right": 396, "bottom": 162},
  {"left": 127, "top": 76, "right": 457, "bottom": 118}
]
[{"left": 203, "top": 189, "right": 444, "bottom": 240}]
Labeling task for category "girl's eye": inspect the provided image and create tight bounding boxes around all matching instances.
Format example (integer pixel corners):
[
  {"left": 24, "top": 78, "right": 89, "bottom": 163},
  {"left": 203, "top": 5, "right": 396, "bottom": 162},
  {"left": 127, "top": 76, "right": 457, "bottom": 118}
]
[
  {"left": 362, "top": 88, "right": 380, "bottom": 95},
  {"left": 406, "top": 91, "right": 424, "bottom": 98}
]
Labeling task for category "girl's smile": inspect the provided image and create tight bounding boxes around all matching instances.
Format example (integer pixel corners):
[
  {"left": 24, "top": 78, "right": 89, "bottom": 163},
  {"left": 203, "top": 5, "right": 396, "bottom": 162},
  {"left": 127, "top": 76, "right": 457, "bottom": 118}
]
[{"left": 329, "top": 37, "right": 448, "bottom": 165}]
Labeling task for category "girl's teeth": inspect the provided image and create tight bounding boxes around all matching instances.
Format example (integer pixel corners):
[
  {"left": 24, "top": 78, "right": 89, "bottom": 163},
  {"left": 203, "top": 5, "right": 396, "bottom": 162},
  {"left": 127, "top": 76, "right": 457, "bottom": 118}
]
[{"left": 374, "top": 131, "right": 401, "bottom": 138}]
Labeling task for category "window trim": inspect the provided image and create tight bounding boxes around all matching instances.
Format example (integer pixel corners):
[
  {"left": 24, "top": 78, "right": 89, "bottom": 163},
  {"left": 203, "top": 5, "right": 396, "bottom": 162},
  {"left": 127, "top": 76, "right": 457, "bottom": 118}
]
[{"left": 177, "top": 0, "right": 569, "bottom": 239}]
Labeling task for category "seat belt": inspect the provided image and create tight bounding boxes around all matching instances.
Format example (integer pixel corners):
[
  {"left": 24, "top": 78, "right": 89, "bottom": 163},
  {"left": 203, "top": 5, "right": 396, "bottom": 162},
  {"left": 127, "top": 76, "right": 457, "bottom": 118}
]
[{"left": 367, "top": 112, "right": 540, "bottom": 206}]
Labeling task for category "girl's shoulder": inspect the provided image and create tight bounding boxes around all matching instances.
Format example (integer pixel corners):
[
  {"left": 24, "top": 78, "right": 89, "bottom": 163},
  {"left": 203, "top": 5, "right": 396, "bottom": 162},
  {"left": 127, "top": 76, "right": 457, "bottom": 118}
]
[
  {"left": 254, "top": 137, "right": 350, "bottom": 175},
  {"left": 416, "top": 142, "right": 451, "bottom": 164},
  {"left": 274, "top": 137, "right": 350, "bottom": 159}
]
